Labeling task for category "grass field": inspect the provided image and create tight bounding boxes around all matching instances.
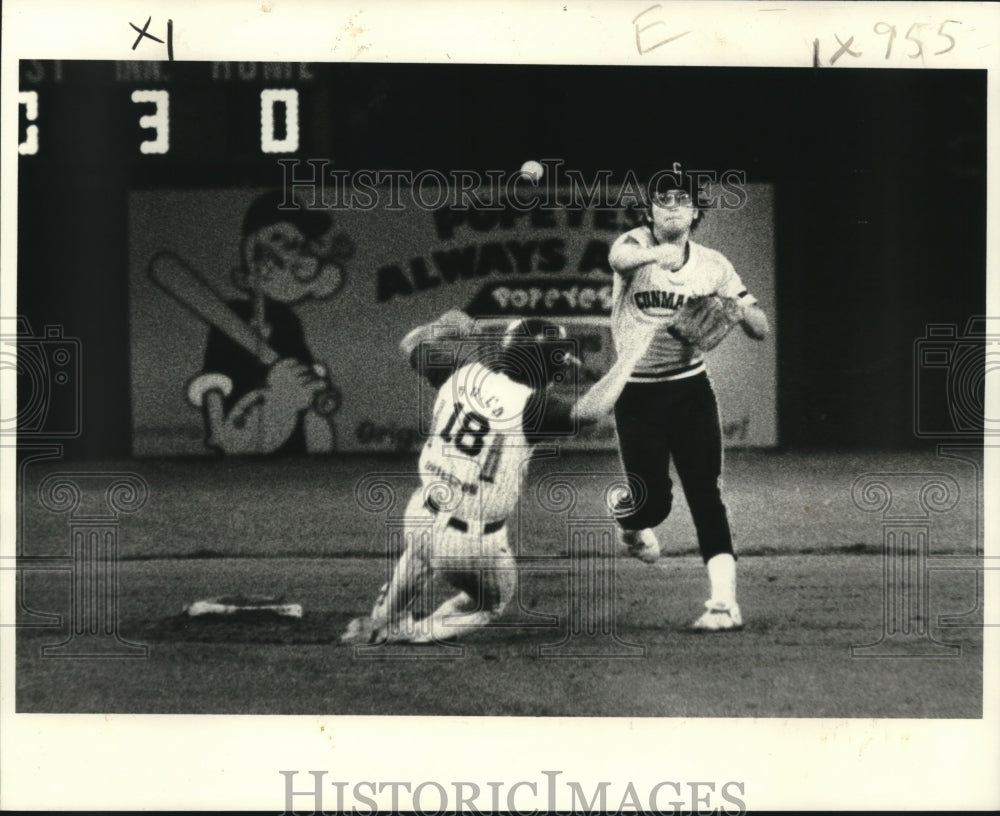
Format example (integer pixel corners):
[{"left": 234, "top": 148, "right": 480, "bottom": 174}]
[{"left": 14, "top": 450, "right": 984, "bottom": 717}]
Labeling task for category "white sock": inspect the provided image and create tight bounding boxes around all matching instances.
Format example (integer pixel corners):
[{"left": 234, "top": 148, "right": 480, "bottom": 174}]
[{"left": 706, "top": 553, "right": 737, "bottom": 607}]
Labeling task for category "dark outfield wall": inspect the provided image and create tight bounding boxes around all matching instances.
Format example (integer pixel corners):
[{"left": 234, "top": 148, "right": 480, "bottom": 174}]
[{"left": 15, "top": 64, "right": 986, "bottom": 457}]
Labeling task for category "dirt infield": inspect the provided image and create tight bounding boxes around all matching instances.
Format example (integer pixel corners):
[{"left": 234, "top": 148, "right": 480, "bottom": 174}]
[{"left": 14, "top": 450, "right": 984, "bottom": 717}]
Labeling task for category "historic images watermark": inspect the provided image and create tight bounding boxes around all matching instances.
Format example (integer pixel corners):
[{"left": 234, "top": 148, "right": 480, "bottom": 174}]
[
  {"left": 0, "top": 317, "right": 81, "bottom": 440},
  {"left": 279, "top": 769, "right": 748, "bottom": 815},
  {"left": 912, "top": 318, "right": 999, "bottom": 440},
  {"left": 277, "top": 158, "right": 750, "bottom": 214},
  {"left": 851, "top": 471, "right": 963, "bottom": 657},
  {"left": 30, "top": 472, "right": 150, "bottom": 658},
  {"left": 2, "top": 317, "right": 148, "bottom": 657},
  {"left": 851, "top": 317, "right": 999, "bottom": 657}
]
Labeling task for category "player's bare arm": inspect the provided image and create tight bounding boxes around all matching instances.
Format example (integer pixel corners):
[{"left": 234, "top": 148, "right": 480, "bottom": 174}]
[
  {"left": 571, "top": 321, "right": 658, "bottom": 422},
  {"left": 608, "top": 234, "right": 684, "bottom": 275},
  {"left": 527, "top": 376, "right": 619, "bottom": 436},
  {"left": 738, "top": 301, "right": 770, "bottom": 340},
  {"left": 571, "top": 362, "right": 632, "bottom": 422}
]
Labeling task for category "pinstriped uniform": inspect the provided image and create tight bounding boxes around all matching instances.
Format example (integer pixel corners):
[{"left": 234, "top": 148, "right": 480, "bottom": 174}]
[
  {"left": 420, "top": 360, "right": 536, "bottom": 525},
  {"left": 389, "top": 352, "right": 572, "bottom": 618},
  {"left": 408, "top": 360, "right": 539, "bottom": 613},
  {"left": 367, "top": 328, "right": 577, "bottom": 638}
]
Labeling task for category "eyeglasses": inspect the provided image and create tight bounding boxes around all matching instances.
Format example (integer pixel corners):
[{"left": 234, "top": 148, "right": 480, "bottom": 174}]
[{"left": 652, "top": 191, "right": 693, "bottom": 207}]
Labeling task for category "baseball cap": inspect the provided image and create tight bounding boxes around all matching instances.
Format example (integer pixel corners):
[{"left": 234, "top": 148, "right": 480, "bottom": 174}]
[
  {"left": 647, "top": 162, "right": 709, "bottom": 206},
  {"left": 501, "top": 318, "right": 582, "bottom": 382},
  {"left": 241, "top": 190, "right": 332, "bottom": 239}
]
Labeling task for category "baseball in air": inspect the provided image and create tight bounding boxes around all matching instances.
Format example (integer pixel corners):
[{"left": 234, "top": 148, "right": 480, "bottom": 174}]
[{"left": 519, "top": 160, "right": 544, "bottom": 182}]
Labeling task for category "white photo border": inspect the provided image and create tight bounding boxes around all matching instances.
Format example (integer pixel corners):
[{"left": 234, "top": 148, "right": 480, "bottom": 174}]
[{"left": 1, "top": 0, "right": 997, "bottom": 811}]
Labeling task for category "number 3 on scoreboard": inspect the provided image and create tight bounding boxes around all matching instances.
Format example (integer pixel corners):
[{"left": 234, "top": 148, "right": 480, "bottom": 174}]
[
  {"left": 440, "top": 402, "right": 504, "bottom": 483},
  {"left": 131, "top": 90, "right": 170, "bottom": 154}
]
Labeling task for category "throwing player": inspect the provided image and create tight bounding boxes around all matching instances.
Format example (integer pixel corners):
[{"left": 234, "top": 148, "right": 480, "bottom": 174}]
[
  {"left": 608, "top": 163, "right": 770, "bottom": 631},
  {"left": 342, "top": 311, "right": 651, "bottom": 645}
]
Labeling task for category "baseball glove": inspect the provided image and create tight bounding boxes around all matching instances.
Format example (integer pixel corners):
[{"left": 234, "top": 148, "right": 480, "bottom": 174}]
[{"left": 669, "top": 295, "right": 743, "bottom": 351}]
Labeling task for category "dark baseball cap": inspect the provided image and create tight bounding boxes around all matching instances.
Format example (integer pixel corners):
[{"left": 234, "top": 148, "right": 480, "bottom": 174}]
[
  {"left": 647, "top": 162, "right": 710, "bottom": 205},
  {"left": 241, "top": 190, "right": 332, "bottom": 239}
]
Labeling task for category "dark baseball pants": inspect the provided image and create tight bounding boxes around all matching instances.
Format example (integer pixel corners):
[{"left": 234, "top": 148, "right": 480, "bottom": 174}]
[{"left": 612, "top": 373, "right": 734, "bottom": 563}]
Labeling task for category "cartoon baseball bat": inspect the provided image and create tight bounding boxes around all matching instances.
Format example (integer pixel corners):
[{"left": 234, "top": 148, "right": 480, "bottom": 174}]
[{"left": 148, "top": 251, "right": 339, "bottom": 416}]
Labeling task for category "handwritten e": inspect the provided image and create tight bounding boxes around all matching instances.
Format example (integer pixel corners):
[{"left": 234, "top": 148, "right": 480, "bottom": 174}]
[{"left": 633, "top": 5, "right": 691, "bottom": 54}]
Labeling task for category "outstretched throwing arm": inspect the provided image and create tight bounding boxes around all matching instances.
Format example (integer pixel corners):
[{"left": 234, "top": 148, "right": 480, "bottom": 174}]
[{"left": 571, "top": 322, "right": 658, "bottom": 422}]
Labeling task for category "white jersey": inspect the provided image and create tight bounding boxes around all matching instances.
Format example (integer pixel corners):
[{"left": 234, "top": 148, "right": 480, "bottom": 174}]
[
  {"left": 419, "top": 361, "right": 537, "bottom": 525},
  {"left": 609, "top": 229, "right": 756, "bottom": 382}
]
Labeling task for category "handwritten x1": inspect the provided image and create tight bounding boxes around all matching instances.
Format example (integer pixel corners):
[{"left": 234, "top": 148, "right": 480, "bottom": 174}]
[{"left": 130, "top": 16, "right": 174, "bottom": 61}]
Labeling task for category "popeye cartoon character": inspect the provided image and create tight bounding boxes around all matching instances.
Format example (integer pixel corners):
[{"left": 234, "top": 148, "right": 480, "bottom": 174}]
[{"left": 178, "top": 190, "right": 353, "bottom": 455}]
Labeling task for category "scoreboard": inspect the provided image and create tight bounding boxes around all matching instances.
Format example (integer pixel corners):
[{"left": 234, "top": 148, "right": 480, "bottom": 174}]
[
  {"left": 18, "top": 61, "right": 343, "bottom": 183},
  {"left": 15, "top": 60, "right": 567, "bottom": 184}
]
